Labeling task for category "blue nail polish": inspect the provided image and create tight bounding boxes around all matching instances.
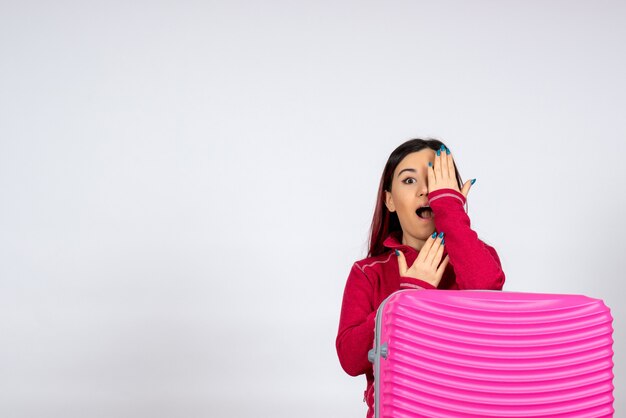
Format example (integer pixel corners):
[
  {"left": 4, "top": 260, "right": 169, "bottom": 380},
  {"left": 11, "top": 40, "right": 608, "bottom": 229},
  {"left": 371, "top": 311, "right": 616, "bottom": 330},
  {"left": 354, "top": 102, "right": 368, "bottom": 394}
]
[
  {"left": 441, "top": 238, "right": 445, "bottom": 245},
  {"left": 445, "top": 147, "right": 450, "bottom": 155},
  {"left": 440, "top": 145, "right": 445, "bottom": 150},
  {"left": 438, "top": 232, "right": 444, "bottom": 238},
  {"left": 471, "top": 178, "right": 476, "bottom": 185},
  {"left": 436, "top": 149, "right": 441, "bottom": 156},
  {"left": 395, "top": 249, "right": 399, "bottom": 256},
  {"left": 428, "top": 161, "right": 432, "bottom": 167},
  {"left": 431, "top": 232, "right": 437, "bottom": 239}
]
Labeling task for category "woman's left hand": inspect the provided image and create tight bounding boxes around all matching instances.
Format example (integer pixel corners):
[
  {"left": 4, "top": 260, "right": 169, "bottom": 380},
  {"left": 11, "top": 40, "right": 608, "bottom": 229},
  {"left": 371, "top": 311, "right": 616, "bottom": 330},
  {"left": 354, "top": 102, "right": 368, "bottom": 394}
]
[{"left": 428, "top": 144, "right": 474, "bottom": 199}]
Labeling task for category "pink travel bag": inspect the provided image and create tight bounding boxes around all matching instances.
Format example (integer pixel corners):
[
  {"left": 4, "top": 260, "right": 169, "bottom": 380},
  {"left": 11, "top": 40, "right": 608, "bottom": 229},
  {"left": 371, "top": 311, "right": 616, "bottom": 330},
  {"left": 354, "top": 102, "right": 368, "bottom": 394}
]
[{"left": 367, "top": 290, "right": 614, "bottom": 417}]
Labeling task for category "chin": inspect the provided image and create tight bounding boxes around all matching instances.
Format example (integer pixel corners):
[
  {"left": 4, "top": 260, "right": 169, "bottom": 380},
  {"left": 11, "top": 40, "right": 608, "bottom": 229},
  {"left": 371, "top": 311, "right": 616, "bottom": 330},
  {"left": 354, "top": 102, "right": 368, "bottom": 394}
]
[
  {"left": 421, "top": 225, "right": 437, "bottom": 238},
  {"left": 407, "top": 226, "right": 436, "bottom": 241}
]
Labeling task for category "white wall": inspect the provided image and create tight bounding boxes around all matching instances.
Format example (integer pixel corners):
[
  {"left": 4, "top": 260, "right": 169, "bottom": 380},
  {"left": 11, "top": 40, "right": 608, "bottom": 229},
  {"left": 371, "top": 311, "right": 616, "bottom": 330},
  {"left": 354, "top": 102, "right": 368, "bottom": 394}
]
[{"left": 1, "top": 1, "right": 624, "bottom": 417}]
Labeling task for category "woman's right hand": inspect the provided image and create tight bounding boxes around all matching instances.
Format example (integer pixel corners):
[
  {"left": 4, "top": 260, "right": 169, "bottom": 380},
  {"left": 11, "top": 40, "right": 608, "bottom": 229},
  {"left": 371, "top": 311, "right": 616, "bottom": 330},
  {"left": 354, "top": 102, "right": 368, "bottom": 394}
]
[{"left": 396, "top": 232, "right": 449, "bottom": 288}]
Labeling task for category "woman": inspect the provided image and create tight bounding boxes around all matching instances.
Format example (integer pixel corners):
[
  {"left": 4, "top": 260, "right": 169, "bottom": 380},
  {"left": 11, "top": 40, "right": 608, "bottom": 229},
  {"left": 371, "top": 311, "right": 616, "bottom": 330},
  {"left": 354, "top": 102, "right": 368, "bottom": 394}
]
[{"left": 335, "top": 138, "right": 505, "bottom": 417}]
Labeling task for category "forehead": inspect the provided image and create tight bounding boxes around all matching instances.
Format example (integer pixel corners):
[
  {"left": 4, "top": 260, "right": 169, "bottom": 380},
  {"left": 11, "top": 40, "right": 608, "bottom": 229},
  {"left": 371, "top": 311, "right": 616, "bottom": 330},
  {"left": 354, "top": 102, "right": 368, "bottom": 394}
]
[{"left": 395, "top": 150, "right": 435, "bottom": 174}]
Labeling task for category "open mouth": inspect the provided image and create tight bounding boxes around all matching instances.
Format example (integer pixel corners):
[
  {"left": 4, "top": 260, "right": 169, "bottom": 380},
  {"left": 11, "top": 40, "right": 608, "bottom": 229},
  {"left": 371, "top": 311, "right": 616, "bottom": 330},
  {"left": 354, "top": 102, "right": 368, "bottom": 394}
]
[{"left": 416, "top": 206, "right": 433, "bottom": 219}]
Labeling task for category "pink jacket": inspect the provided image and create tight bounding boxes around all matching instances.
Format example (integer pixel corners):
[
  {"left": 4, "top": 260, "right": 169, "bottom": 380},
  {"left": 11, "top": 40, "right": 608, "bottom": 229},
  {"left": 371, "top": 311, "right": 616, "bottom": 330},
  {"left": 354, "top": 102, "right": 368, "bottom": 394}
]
[{"left": 335, "top": 188, "right": 505, "bottom": 417}]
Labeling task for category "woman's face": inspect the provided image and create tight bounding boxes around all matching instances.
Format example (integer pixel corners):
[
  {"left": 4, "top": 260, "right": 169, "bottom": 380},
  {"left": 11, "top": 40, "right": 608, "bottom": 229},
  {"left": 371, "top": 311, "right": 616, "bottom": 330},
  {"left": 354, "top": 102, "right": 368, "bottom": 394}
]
[{"left": 384, "top": 149, "right": 437, "bottom": 250}]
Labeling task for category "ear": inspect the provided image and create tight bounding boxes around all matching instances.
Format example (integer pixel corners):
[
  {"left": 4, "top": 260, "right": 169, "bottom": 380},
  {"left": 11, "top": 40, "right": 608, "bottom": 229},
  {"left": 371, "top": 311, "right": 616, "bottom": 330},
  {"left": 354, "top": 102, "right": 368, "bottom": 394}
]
[{"left": 384, "top": 190, "right": 396, "bottom": 212}]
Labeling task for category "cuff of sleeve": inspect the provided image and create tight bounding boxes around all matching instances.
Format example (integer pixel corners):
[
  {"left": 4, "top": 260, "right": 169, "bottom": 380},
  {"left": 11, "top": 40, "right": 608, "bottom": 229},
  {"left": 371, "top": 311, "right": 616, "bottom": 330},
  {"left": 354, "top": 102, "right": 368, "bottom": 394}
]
[
  {"left": 428, "top": 188, "right": 466, "bottom": 207},
  {"left": 399, "top": 276, "right": 437, "bottom": 290}
]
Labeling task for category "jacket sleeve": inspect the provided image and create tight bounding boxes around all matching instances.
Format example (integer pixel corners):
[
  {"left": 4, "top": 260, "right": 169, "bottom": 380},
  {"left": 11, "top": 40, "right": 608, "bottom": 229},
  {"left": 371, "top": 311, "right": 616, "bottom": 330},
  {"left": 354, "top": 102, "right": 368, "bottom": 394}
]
[
  {"left": 428, "top": 188, "right": 505, "bottom": 290},
  {"left": 399, "top": 275, "right": 437, "bottom": 290},
  {"left": 335, "top": 263, "right": 376, "bottom": 377}
]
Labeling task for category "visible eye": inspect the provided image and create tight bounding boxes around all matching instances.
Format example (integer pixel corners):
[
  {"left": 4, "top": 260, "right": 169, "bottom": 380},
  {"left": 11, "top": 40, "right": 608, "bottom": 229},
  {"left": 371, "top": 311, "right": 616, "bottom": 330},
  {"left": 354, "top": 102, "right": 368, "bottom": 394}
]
[{"left": 402, "top": 178, "right": 416, "bottom": 184}]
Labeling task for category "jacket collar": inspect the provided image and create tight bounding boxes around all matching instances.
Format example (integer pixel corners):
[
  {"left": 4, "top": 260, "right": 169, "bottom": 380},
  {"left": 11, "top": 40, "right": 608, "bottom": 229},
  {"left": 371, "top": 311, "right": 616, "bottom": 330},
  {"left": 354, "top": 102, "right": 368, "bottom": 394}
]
[{"left": 383, "top": 230, "right": 418, "bottom": 254}]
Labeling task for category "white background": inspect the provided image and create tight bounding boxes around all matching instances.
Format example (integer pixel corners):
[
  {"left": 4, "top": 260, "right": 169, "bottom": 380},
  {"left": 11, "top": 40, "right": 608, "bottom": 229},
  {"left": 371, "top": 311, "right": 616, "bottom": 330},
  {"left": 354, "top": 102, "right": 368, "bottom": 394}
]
[{"left": 1, "top": 1, "right": 624, "bottom": 417}]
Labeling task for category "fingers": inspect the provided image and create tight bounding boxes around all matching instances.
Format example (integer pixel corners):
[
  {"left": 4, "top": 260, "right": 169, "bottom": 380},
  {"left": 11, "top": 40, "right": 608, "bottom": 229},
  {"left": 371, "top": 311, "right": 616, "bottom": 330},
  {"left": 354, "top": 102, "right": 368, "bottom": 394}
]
[
  {"left": 415, "top": 232, "right": 437, "bottom": 264},
  {"left": 395, "top": 249, "right": 408, "bottom": 276},
  {"left": 434, "top": 145, "right": 443, "bottom": 180},
  {"left": 433, "top": 144, "right": 454, "bottom": 186},
  {"left": 438, "top": 145, "right": 449, "bottom": 179},
  {"left": 430, "top": 235, "right": 446, "bottom": 268},
  {"left": 432, "top": 145, "right": 463, "bottom": 194},
  {"left": 424, "top": 232, "right": 445, "bottom": 266},
  {"left": 436, "top": 254, "right": 450, "bottom": 279},
  {"left": 447, "top": 150, "right": 456, "bottom": 180},
  {"left": 460, "top": 179, "right": 474, "bottom": 199}
]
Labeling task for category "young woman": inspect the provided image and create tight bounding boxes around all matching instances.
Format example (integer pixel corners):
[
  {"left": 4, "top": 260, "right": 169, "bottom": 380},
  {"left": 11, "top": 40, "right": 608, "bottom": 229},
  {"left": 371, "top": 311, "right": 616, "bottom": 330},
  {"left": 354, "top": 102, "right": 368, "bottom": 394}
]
[{"left": 336, "top": 138, "right": 505, "bottom": 417}]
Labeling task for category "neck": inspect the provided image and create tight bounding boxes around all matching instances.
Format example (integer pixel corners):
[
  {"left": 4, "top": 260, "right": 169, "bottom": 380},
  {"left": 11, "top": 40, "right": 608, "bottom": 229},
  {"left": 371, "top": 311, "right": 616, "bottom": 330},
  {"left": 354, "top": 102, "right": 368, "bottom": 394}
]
[{"left": 401, "top": 234, "right": 426, "bottom": 251}]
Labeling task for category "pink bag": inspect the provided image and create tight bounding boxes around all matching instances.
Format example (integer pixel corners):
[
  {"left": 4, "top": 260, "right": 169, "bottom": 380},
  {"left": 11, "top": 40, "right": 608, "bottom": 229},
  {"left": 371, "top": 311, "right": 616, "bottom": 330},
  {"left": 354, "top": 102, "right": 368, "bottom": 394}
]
[{"left": 368, "top": 290, "right": 614, "bottom": 417}]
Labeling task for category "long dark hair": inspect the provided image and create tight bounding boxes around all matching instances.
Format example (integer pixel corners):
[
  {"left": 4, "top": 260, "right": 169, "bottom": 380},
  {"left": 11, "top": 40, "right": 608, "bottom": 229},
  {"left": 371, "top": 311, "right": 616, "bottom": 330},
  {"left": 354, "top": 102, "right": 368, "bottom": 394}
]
[{"left": 367, "top": 138, "right": 465, "bottom": 258}]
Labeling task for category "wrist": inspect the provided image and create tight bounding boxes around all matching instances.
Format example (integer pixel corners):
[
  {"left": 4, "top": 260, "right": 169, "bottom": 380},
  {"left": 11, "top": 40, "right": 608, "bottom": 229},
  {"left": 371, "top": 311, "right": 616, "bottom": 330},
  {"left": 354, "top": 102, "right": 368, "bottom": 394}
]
[
  {"left": 428, "top": 188, "right": 466, "bottom": 206},
  {"left": 399, "top": 276, "right": 437, "bottom": 290}
]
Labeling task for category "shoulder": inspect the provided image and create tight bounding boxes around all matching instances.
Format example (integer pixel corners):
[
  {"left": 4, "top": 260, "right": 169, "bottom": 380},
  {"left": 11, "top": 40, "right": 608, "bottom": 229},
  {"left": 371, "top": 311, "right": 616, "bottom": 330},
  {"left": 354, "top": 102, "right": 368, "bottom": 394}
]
[
  {"left": 353, "top": 251, "right": 395, "bottom": 276},
  {"left": 344, "top": 252, "right": 394, "bottom": 291}
]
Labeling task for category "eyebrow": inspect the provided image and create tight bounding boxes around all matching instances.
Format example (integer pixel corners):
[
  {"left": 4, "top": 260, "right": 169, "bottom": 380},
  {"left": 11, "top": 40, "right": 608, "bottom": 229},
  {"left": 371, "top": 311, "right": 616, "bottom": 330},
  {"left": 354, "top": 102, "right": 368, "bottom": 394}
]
[{"left": 397, "top": 168, "right": 417, "bottom": 177}]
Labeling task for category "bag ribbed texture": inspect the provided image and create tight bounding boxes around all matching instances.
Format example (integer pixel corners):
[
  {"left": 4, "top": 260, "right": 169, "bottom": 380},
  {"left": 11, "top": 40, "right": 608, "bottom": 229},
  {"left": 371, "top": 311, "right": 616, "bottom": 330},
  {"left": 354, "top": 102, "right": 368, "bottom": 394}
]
[{"left": 376, "top": 290, "right": 614, "bottom": 418}]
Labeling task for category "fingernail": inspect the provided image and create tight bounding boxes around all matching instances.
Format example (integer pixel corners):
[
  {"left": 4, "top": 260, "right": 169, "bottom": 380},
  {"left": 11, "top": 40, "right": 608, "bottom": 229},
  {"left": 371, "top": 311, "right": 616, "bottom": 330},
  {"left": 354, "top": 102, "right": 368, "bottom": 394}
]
[
  {"left": 394, "top": 249, "right": 399, "bottom": 256},
  {"left": 438, "top": 232, "right": 444, "bottom": 238},
  {"left": 428, "top": 161, "right": 432, "bottom": 167},
  {"left": 445, "top": 147, "right": 450, "bottom": 155},
  {"left": 431, "top": 232, "right": 437, "bottom": 239},
  {"left": 441, "top": 238, "right": 445, "bottom": 245},
  {"left": 436, "top": 149, "right": 441, "bottom": 156},
  {"left": 471, "top": 178, "right": 476, "bottom": 185},
  {"left": 439, "top": 145, "right": 445, "bottom": 150}
]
